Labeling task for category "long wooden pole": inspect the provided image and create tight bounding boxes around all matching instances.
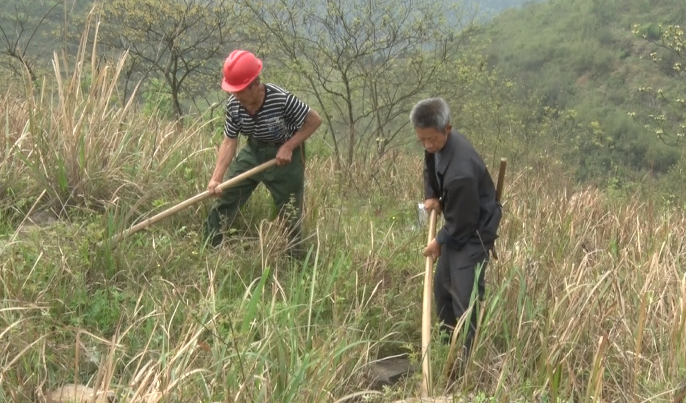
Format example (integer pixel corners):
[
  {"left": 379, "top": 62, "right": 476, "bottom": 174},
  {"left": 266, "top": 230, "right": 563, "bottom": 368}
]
[
  {"left": 491, "top": 158, "right": 507, "bottom": 260},
  {"left": 97, "top": 159, "right": 278, "bottom": 248},
  {"left": 421, "top": 209, "right": 438, "bottom": 398},
  {"left": 495, "top": 158, "right": 507, "bottom": 204}
]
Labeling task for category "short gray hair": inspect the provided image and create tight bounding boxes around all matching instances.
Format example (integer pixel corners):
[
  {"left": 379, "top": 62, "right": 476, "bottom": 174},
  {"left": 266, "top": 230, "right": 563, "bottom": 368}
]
[{"left": 409, "top": 98, "right": 451, "bottom": 131}]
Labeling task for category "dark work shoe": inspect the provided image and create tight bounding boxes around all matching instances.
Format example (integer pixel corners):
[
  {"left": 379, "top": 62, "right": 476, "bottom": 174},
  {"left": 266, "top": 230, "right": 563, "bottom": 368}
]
[
  {"left": 209, "top": 232, "right": 223, "bottom": 247},
  {"left": 202, "top": 227, "right": 223, "bottom": 248}
]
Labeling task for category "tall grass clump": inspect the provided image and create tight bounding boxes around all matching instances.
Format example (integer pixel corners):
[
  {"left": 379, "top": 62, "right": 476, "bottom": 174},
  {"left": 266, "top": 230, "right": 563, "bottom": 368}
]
[
  {"left": 459, "top": 168, "right": 686, "bottom": 402},
  {"left": 0, "top": 9, "right": 214, "bottom": 225}
]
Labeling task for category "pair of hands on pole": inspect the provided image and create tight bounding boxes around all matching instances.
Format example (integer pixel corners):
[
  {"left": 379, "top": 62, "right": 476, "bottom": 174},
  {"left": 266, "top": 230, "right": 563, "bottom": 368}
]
[
  {"left": 206, "top": 144, "right": 294, "bottom": 197},
  {"left": 423, "top": 198, "right": 442, "bottom": 261}
]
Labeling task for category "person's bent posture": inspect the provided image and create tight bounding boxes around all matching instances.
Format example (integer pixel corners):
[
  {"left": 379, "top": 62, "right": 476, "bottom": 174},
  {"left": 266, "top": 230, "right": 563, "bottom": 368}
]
[{"left": 203, "top": 50, "right": 322, "bottom": 256}]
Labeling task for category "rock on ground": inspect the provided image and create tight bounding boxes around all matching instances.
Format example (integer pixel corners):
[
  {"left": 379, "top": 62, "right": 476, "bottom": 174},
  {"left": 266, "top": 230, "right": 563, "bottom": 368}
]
[
  {"left": 366, "top": 356, "right": 418, "bottom": 390},
  {"left": 46, "top": 384, "right": 114, "bottom": 403}
]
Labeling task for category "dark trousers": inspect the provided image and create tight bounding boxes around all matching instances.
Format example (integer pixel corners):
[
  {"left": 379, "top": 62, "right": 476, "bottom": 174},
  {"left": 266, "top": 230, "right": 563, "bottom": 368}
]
[
  {"left": 202, "top": 138, "right": 306, "bottom": 247},
  {"left": 434, "top": 242, "right": 490, "bottom": 356}
]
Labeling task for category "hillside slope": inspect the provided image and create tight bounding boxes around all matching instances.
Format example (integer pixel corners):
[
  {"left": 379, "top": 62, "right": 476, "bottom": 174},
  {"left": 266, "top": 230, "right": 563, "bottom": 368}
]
[
  {"left": 465, "top": 0, "right": 548, "bottom": 19},
  {"left": 478, "top": 0, "right": 686, "bottom": 180}
]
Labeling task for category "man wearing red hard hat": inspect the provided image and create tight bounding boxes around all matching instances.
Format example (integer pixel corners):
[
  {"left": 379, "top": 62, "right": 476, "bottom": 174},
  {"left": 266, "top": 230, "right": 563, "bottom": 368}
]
[{"left": 202, "top": 50, "right": 322, "bottom": 255}]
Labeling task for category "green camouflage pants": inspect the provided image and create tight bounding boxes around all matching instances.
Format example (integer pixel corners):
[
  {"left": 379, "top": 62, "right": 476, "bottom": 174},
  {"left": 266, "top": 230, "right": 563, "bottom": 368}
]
[{"left": 202, "top": 138, "right": 305, "bottom": 247}]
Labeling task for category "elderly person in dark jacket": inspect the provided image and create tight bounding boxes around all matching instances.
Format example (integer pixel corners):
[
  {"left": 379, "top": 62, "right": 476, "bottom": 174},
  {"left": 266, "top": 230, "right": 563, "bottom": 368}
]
[{"left": 411, "top": 97, "right": 502, "bottom": 361}]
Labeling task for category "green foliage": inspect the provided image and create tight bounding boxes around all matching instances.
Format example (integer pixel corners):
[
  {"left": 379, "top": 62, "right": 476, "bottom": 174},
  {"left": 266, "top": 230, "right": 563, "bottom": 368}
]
[
  {"left": 630, "top": 23, "right": 686, "bottom": 147},
  {"left": 654, "top": 151, "right": 686, "bottom": 207},
  {"left": 142, "top": 78, "right": 174, "bottom": 119},
  {"left": 478, "top": 0, "right": 686, "bottom": 182}
]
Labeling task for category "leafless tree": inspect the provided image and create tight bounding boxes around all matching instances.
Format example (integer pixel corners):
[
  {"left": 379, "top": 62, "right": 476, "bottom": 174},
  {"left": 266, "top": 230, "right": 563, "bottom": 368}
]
[
  {"left": 0, "top": 0, "right": 63, "bottom": 80},
  {"left": 239, "top": 0, "right": 480, "bottom": 168},
  {"left": 93, "top": 0, "right": 240, "bottom": 120}
]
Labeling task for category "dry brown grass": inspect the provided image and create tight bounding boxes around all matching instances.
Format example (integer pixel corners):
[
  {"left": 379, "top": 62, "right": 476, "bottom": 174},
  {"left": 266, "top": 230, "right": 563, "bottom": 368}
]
[
  {"left": 455, "top": 166, "right": 686, "bottom": 402},
  {"left": 2, "top": 128, "right": 685, "bottom": 403},
  {"left": 1, "top": 9, "right": 685, "bottom": 403},
  {"left": 0, "top": 13, "right": 214, "bottom": 219}
]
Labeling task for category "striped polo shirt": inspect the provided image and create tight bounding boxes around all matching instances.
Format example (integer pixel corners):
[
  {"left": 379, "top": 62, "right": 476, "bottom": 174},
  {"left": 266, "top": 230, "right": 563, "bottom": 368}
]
[{"left": 223, "top": 83, "right": 311, "bottom": 144}]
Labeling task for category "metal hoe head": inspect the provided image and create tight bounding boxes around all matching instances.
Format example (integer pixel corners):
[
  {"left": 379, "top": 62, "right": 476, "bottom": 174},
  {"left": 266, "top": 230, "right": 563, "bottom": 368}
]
[{"left": 416, "top": 203, "right": 430, "bottom": 228}]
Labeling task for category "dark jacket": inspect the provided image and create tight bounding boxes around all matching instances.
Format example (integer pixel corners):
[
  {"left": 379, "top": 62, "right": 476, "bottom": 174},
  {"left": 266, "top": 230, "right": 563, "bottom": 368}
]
[{"left": 424, "top": 130, "right": 502, "bottom": 252}]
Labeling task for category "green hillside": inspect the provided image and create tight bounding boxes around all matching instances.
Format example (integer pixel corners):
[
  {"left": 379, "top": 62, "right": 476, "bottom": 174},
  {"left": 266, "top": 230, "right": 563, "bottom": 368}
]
[{"left": 478, "top": 0, "right": 686, "bottom": 182}]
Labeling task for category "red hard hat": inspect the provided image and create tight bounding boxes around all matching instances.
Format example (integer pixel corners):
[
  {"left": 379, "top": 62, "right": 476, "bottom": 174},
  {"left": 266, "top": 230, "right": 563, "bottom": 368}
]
[{"left": 221, "top": 50, "right": 263, "bottom": 92}]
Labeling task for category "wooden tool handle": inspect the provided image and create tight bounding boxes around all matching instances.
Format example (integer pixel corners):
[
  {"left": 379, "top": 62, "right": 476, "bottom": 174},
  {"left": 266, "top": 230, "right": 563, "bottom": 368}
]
[
  {"left": 495, "top": 158, "right": 507, "bottom": 203},
  {"left": 421, "top": 209, "right": 438, "bottom": 398},
  {"left": 98, "top": 158, "right": 278, "bottom": 248}
]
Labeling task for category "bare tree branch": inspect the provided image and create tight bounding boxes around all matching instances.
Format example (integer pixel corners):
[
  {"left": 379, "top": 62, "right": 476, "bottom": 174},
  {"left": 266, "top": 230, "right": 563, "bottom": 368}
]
[
  {"left": 239, "top": 0, "right": 479, "bottom": 168},
  {"left": 92, "top": 0, "right": 240, "bottom": 120},
  {"left": 0, "top": 0, "right": 62, "bottom": 80}
]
